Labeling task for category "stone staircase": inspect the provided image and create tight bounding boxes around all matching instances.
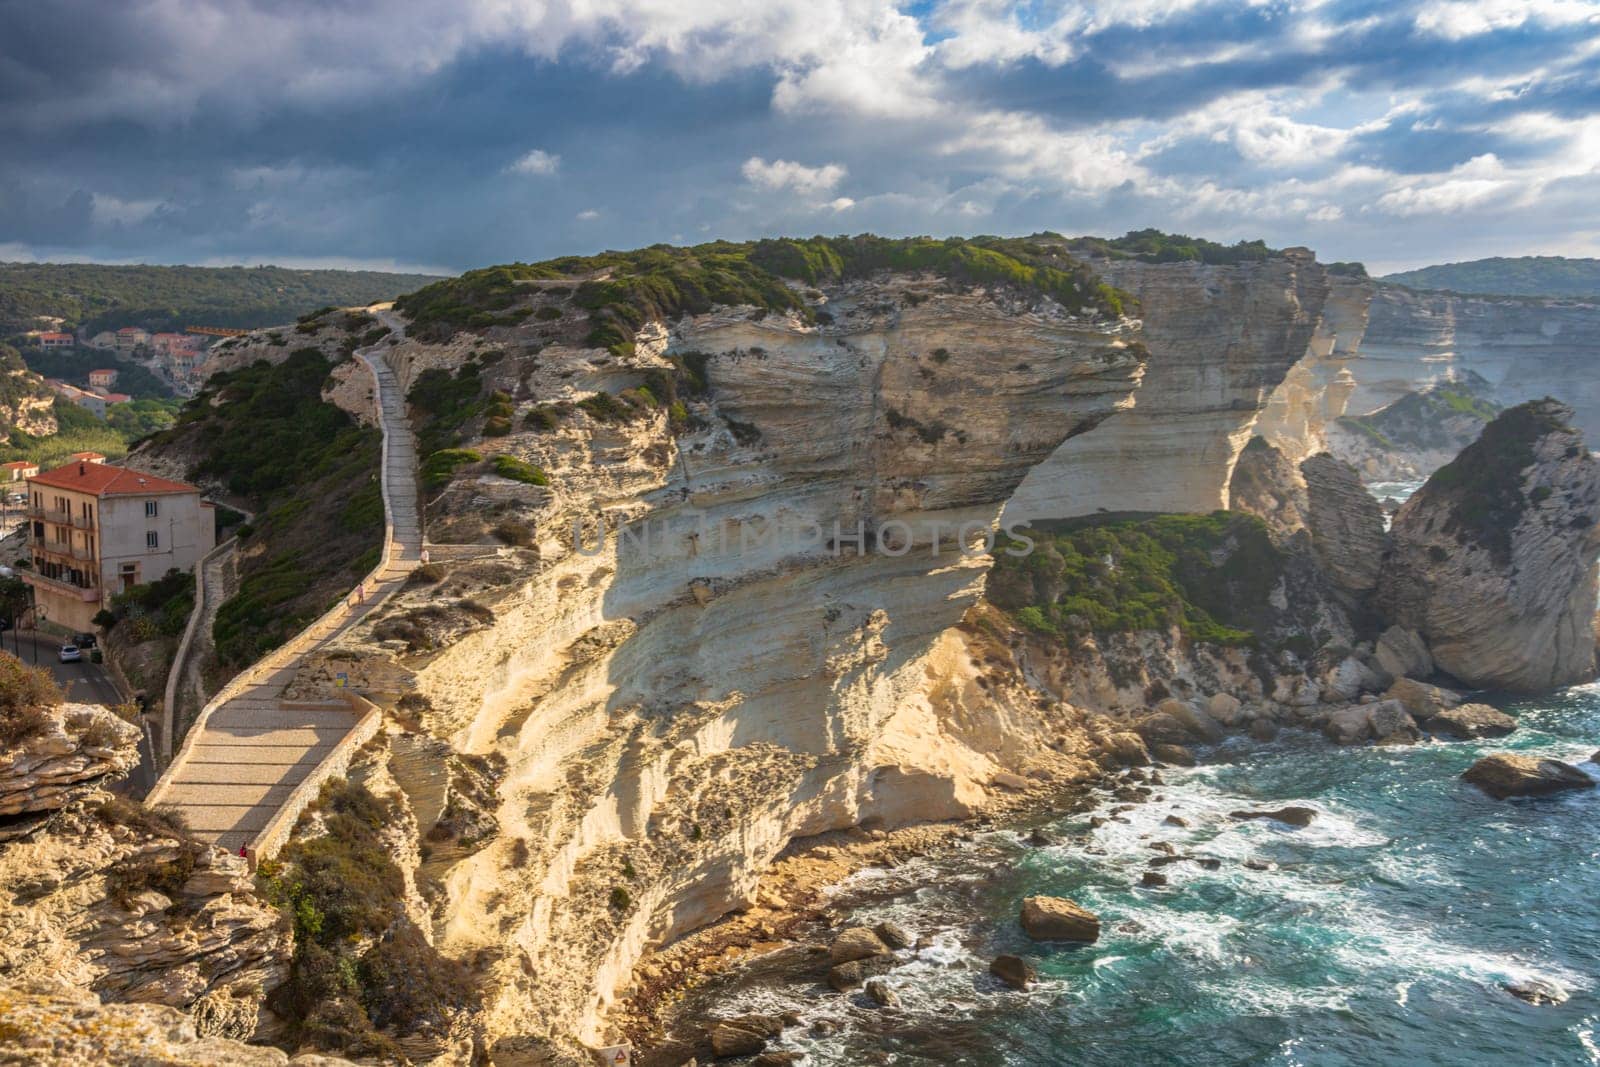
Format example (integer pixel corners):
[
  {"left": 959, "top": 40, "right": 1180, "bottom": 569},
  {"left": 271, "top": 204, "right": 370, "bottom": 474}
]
[{"left": 147, "top": 326, "right": 421, "bottom": 855}]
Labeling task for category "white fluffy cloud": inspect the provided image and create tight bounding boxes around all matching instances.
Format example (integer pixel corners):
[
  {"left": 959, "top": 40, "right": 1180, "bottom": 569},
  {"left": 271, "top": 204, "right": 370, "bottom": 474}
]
[
  {"left": 742, "top": 157, "right": 848, "bottom": 196},
  {"left": 507, "top": 149, "right": 560, "bottom": 176}
]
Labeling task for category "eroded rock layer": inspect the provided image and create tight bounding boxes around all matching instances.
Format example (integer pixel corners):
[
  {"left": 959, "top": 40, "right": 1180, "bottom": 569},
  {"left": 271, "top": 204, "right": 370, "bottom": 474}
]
[{"left": 1007, "top": 249, "right": 1330, "bottom": 522}]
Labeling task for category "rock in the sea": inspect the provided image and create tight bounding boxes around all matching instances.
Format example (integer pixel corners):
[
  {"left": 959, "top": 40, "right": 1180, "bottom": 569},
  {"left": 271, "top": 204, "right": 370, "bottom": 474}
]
[
  {"left": 1376, "top": 400, "right": 1600, "bottom": 692},
  {"left": 1249, "top": 718, "right": 1279, "bottom": 742},
  {"left": 1156, "top": 698, "right": 1226, "bottom": 743},
  {"left": 1504, "top": 978, "right": 1569, "bottom": 1006},
  {"left": 988, "top": 954, "right": 1037, "bottom": 991},
  {"left": 751, "top": 1053, "right": 804, "bottom": 1067},
  {"left": 1385, "top": 677, "right": 1462, "bottom": 720},
  {"left": 1020, "top": 895, "right": 1101, "bottom": 942},
  {"left": 1301, "top": 452, "right": 1388, "bottom": 597},
  {"left": 1152, "top": 743, "right": 1196, "bottom": 767},
  {"left": 1374, "top": 626, "right": 1434, "bottom": 683},
  {"left": 827, "top": 927, "right": 890, "bottom": 965},
  {"left": 863, "top": 978, "right": 899, "bottom": 1008},
  {"left": 1098, "top": 731, "right": 1151, "bottom": 767},
  {"left": 1462, "top": 754, "right": 1596, "bottom": 799},
  {"left": 873, "top": 921, "right": 914, "bottom": 950},
  {"left": 1323, "top": 700, "right": 1418, "bottom": 745},
  {"left": 1140, "top": 871, "right": 1169, "bottom": 888},
  {"left": 710, "top": 1015, "right": 785, "bottom": 1057},
  {"left": 1024, "top": 828, "right": 1063, "bottom": 848},
  {"left": 826, "top": 961, "right": 866, "bottom": 992},
  {"left": 1163, "top": 814, "right": 1189, "bottom": 828},
  {"left": 1430, "top": 703, "right": 1517, "bottom": 740},
  {"left": 1230, "top": 806, "right": 1317, "bottom": 827}
]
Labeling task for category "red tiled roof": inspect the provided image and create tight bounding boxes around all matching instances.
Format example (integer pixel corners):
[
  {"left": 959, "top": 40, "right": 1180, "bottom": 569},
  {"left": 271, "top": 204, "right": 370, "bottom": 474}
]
[
  {"left": 116, "top": 327, "right": 142, "bottom": 334},
  {"left": 29, "top": 461, "right": 198, "bottom": 497},
  {"left": 70, "top": 451, "right": 105, "bottom": 460},
  {"left": 1, "top": 461, "right": 37, "bottom": 470},
  {"left": 39, "top": 332, "right": 72, "bottom": 341}
]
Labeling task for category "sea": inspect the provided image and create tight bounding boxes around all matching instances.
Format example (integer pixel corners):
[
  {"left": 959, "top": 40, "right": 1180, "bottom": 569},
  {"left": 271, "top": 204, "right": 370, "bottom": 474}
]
[{"left": 674, "top": 477, "right": 1600, "bottom": 1065}]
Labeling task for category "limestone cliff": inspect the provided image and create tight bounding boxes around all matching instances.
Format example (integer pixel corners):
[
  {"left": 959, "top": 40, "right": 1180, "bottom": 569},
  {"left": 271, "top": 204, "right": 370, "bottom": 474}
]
[
  {"left": 299, "top": 267, "right": 1145, "bottom": 1054},
  {"left": 1350, "top": 285, "right": 1600, "bottom": 441},
  {"left": 1258, "top": 272, "right": 1375, "bottom": 465},
  {"left": 1300, "top": 453, "right": 1386, "bottom": 602},
  {"left": 1376, "top": 399, "right": 1600, "bottom": 691},
  {"left": 1007, "top": 249, "right": 1331, "bottom": 522},
  {"left": 1326, "top": 375, "right": 1500, "bottom": 482}
]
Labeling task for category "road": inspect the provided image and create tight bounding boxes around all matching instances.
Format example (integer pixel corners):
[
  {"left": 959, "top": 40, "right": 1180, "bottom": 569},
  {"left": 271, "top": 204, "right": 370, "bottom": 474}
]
[{"left": 5, "top": 631, "right": 157, "bottom": 798}]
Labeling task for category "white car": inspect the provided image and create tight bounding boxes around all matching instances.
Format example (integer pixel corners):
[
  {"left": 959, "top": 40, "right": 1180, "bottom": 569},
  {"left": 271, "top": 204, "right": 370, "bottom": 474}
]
[{"left": 57, "top": 644, "right": 82, "bottom": 663}]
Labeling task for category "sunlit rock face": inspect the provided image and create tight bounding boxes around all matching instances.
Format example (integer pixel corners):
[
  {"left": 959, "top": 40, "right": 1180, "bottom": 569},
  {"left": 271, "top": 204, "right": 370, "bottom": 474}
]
[
  {"left": 1351, "top": 286, "right": 1600, "bottom": 437},
  {"left": 326, "top": 274, "right": 1147, "bottom": 1051},
  {"left": 1258, "top": 273, "right": 1375, "bottom": 466},
  {"left": 1005, "top": 249, "right": 1331, "bottom": 523}
]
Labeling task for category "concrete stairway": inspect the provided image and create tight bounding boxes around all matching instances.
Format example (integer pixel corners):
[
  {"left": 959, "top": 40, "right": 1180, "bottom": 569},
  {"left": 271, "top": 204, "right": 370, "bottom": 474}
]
[{"left": 148, "top": 327, "right": 421, "bottom": 853}]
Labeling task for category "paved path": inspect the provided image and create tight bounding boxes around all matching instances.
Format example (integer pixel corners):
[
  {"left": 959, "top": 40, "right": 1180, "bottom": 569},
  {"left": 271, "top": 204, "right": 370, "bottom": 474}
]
[{"left": 148, "top": 321, "right": 420, "bottom": 850}]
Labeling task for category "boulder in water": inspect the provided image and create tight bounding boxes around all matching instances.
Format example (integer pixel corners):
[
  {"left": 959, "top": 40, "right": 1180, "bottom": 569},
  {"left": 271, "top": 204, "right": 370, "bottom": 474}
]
[
  {"left": 1020, "top": 895, "right": 1100, "bottom": 942},
  {"left": 709, "top": 1015, "right": 784, "bottom": 1057},
  {"left": 863, "top": 978, "right": 899, "bottom": 1008},
  {"left": 1430, "top": 703, "right": 1516, "bottom": 739},
  {"left": 1152, "top": 743, "right": 1196, "bottom": 766},
  {"left": 1385, "top": 677, "right": 1462, "bottom": 720},
  {"left": 1462, "top": 754, "right": 1596, "bottom": 799},
  {"left": 1374, "top": 626, "right": 1433, "bottom": 683},
  {"left": 989, "top": 954, "right": 1037, "bottom": 991},
  {"left": 827, "top": 927, "right": 890, "bottom": 964},
  {"left": 873, "top": 921, "right": 914, "bottom": 950},
  {"left": 1230, "top": 806, "right": 1317, "bottom": 827},
  {"left": 1504, "top": 978, "right": 1569, "bottom": 1005},
  {"left": 1249, "top": 718, "right": 1279, "bottom": 742},
  {"left": 1140, "top": 871, "right": 1168, "bottom": 888}
]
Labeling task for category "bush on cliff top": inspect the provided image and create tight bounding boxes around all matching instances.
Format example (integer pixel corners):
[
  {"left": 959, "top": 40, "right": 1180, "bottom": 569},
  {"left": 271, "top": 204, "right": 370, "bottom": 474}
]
[
  {"left": 988, "top": 511, "right": 1283, "bottom": 647},
  {"left": 394, "top": 234, "right": 1129, "bottom": 353},
  {"left": 260, "top": 777, "right": 475, "bottom": 1057},
  {"left": 1061, "top": 227, "right": 1277, "bottom": 266}
]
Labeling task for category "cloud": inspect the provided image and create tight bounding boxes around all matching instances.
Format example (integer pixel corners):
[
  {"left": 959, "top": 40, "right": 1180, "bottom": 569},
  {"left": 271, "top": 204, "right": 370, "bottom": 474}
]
[
  {"left": 741, "top": 157, "right": 848, "bottom": 196},
  {"left": 507, "top": 149, "right": 560, "bottom": 177},
  {"left": 576, "top": 209, "right": 600, "bottom": 221}
]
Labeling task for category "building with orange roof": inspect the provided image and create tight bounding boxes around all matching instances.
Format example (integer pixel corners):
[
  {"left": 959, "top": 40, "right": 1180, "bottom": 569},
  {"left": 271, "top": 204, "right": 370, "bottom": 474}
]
[
  {"left": 88, "top": 368, "right": 118, "bottom": 389},
  {"left": 23, "top": 460, "right": 215, "bottom": 631},
  {"left": 37, "top": 331, "right": 74, "bottom": 348},
  {"left": 1, "top": 460, "right": 39, "bottom": 482}
]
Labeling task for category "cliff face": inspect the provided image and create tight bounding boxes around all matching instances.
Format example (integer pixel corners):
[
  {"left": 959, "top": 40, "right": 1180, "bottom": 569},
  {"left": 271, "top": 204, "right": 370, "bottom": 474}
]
[
  {"left": 309, "top": 274, "right": 1145, "bottom": 1052},
  {"left": 1376, "top": 400, "right": 1600, "bottom": 691},
  {"left": 1257, "top": 273, "right": 1375, "bottom": 465},
  {"left": 1351, "top": 286, "right": 1600, "bottom": 439},
  {"left": 1006, "top": 249, "right": 1331, "bottom": 523}
]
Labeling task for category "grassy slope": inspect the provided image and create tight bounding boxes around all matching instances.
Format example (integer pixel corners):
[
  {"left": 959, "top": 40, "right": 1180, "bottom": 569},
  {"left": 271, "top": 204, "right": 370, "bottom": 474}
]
[
  {"left": 0, "top": 262, "right": 442, "bottom": 336},
  {"left": 1381, "top": 256, "right": 1600, "bottom": 299}
]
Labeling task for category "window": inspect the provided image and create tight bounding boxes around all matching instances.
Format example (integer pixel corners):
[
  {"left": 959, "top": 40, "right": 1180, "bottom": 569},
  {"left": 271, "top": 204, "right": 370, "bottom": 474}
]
[
  {"left": 144, "top": 500, "right": 159, "bottom": 517},
  {"left": 146, "top": 530, "right": 159, "bottom": 549}
]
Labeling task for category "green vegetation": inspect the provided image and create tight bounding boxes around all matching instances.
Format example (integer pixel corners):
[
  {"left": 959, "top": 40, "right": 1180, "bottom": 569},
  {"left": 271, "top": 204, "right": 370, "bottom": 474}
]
[
  {"left": 147, "top": 349, "right": 383, "bottom": 669},
  {"left": 1421, "top": 398, "right": 1572, "bottom": 562},
  {"left": 104, "top": 568, "right": 195, "bottom": 641},
  {"left": 489, "top": 454, "right": 548, "bottom": 485},
  {"left": 987, "top": 512, "right": 1284, "bottom": 647},
  {"left": 0, "top": 262, "right": 441, "bottom": 336},
  {"left": 1326, "top": 262, "right": 1370, "bottom": 278},
  {"left": 421, "top": 448, "right": 482, "bottom": 491},
  {"left": 395, "top": 234, "right": 1127, "bottom": 352},
  {"left": 1381, "top": 256, "right": 1600, "bottom": 298},
  {"left": 407, "top": 361, "right": 487, "bottom": 455},
  {"left": 1337, "top": 380, "right": 1500, "bottom": 455},
  {"left": 12, "top": 343, "right": 174, "bottom": 399},
  {"left": 260, "top": 778, "right": 475, "bottom": 1058},
  {"left": 1060, "top": 228, "right": 1277, "bottom": 266},
  {"left": 1, "top": 398, "right": 128, "bottom": 467},
  {"left": 171, "top": 349, "right": 375, "bottom": 498}
]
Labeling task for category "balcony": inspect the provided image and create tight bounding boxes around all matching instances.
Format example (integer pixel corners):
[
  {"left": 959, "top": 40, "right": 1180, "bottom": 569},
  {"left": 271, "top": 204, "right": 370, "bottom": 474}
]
[
  {"left": 25, "top": 506, "right": 92, "bottom": 529},
  {"left": 21, "top": 570, "right": 101, "bottom": 603},
  {"left": 32, "top": 540, "right": 97, "bottom": 564}
]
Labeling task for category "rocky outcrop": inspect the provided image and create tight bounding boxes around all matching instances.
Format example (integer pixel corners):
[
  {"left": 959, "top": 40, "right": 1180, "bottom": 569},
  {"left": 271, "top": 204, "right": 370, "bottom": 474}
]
[
  {"left": 0, "top": 982, "right": 350, "bottom": 1066},
  {"left": 1227, "top": 437, "right": 1309, "bottom": 539},
  {"left": 1007, "top": 249, "right": 1331, "bottom": 522},
  {"left": 1301, "top": 453, "right": 1386, "bottom": 600},
  {"left": 0, "top": 700, "right": 289, "bottom": 1043},
  {"left": 1326, "top": 376, "right": 1499, "bottom": 482},
  {"left": 1462, "top": 754, "right": 1596, "bottom": 799},
  {"left": 1429, "top": 703, "right": 1516, "bottom": 739},
  {"left": 1350, "top": 285, "right": 1600, "bottom": 443},
  {"left": 1019, "top": 895, "right": 1100, "bottom": 941},
  {"left": 1376, "top": 400, "right": 1600, "bottom": 691}
]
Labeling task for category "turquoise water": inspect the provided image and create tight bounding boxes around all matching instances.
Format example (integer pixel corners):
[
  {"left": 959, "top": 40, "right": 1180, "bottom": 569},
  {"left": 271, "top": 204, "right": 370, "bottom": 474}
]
[{"left": 697, "top": 686, "right": 1600, "bottom": 1066}]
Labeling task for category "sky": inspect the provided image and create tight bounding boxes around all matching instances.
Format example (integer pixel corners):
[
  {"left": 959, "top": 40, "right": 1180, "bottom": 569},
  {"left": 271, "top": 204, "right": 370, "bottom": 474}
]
[{"left": 1, "top": 0, "right": 1598, "bottom": 276}]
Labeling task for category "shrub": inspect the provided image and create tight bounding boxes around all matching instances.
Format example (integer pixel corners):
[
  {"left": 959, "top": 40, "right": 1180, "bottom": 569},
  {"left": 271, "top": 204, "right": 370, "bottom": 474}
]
[
  {"left": 533, "top": 306, "right": 562, "bottom": 321},
  {"left": 483, "top": 415, "right": 512, "bottom": 437},
  {"left": 490, "top": 455, "right": 548, "bottom": 485},
  {"left": 609, "top": 887, "right": 631, "bottom": 910},
  {"left": 491, "top": 521, "right": 533, "bottom": 547},
  {"left": 420, "top": 448, "right": 482, "bottom": 491},
  {"left": 0, "top": 655, "right": 64, "bottom": 744},
  {"left": 524, "top": 405, "right": 562, "bottom": 432}
]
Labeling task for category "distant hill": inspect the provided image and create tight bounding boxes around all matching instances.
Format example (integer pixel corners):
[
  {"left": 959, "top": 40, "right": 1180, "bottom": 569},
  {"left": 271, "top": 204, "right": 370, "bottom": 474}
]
[
  {"left": 0, "top": 262, "right": 444, "bottom": 337},
  {"left": 1381, "top": 256, "right": 1600, "bottom": 299}
]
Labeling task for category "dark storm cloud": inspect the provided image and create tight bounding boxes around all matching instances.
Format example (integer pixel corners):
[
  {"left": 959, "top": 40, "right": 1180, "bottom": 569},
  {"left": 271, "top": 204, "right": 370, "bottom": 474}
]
[{"left": 0, "top": 0, "right": 1597, "bottom": 273}]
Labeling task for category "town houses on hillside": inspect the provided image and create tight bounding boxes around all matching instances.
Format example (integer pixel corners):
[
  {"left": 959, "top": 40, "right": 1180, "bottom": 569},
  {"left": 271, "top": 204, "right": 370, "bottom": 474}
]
[{"left": 22, "top": 459, "right": 215, "bottom": 632}]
